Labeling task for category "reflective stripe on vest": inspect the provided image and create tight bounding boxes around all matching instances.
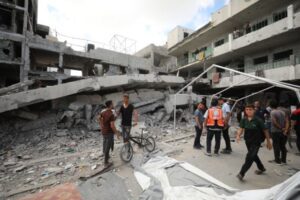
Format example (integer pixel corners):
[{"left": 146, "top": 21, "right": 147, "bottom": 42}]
[{"left": 206, "top": 108, "right": 224, "bottom": 127}]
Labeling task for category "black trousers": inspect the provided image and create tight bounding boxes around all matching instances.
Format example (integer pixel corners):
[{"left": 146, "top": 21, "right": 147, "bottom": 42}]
[
  {"left": 296, "top": 127, "right": 300, "bottom": 152},
  {"left": 206, "top": 130, "right": 221, "bottom": 153},
  {"left": 222, "top": 127, "right": 232, "bottom": 150},
  {"left": 272, "top": 132, "right": 287, "bottom": 163},
  {"left": 103, "top": 134, "right": 114, "bottom": 164},
  {"left": 194, "top": 126, "right": 202, "bottom": 147},
  {"left": 239, "top": 142, "right": 265, "bottom": 177}
]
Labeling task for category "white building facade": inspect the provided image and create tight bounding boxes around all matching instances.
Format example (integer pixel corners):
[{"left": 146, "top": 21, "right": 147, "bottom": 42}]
[{"left": 168, "top": 0, "right": 300, "bottom": 102}]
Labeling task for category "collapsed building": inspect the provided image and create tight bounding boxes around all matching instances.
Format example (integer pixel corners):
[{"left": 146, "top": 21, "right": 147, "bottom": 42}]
[
  {"left": 0, "top": 0, "right": 202, "bottom": 116},
  {"left": 0, "top": 0, "right": 205, "bottom": 148},
  {"left": 0, "top": 0, "right": 205, "bottom": 198}
]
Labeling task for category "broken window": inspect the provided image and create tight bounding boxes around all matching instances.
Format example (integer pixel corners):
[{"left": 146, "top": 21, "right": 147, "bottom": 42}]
[
  {"left": 273, "top": 10, "right": 287, "bottom": 22},
  {"left": 273, "top": 49, "right": 293, "bottom": 62},
  {"left": 253, "top": 56, "right": 268, "bottom": 65}
]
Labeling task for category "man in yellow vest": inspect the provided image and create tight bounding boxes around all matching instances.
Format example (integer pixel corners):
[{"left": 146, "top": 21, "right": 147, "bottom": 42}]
[{"left": 203, "top": 99, "right": 225, "bottom": 156}]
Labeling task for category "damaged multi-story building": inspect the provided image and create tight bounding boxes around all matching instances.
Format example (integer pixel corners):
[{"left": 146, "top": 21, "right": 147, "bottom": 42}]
[
  {"left": 167, "top": 0, "right": 300, "bottom": 105},
  {"left": 0, "top": 0, "right": 201, "bottom": 119}
]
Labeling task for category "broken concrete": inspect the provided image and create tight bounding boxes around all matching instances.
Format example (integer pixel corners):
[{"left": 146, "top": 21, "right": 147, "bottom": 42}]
[
  {"left": 0, "top": 74, "right": 184, "bottom": 114},
  {"left": 0, "top": 80, "right": 35, "bottom": 96},
  {"left": 11, "top": 110, "right": 39, "bottom": 121}
]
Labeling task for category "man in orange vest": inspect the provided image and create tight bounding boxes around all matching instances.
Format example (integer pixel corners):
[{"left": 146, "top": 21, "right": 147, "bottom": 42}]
[{"left": 203, "top": 99, "right": 225, "bottom": 156}]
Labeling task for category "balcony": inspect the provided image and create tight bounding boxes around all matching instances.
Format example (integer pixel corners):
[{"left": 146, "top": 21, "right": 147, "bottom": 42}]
[
  {"left": 212, "top": 55, "right": 300, "bottom": 88},
  {"left": 213, "top": 42, "right": 229, "bottom": 57},
  {"left": 245, "top": 54, "right": 300, "bottom": 73},
  {"left": 232, "top": 18, "right": 288, "bottom": 51}
]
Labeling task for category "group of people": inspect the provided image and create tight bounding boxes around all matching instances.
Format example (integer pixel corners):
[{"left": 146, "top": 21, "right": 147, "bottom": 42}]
[
  {"left": 193, "top": 97, "right": 233, "bottom": 155},
  {"left": 193, "top": 97, "right": 300, "bottom": 180},
  {"left": 99, "top": 94, "right": 138, "bottom": 167}
]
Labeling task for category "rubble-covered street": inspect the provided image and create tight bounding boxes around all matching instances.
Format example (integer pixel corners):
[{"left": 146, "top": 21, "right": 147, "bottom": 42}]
[
  {"left": 1, "top": 0, "right": 300, "bottom": 199},
  {"left": 0, "top": 90, "right": 196, "bottom": 199}
]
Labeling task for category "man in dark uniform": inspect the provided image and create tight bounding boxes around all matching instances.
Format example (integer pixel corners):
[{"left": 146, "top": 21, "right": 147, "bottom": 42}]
[
  {"left": 118, "top": 93, "right": 138, "bottom": 143},
  {"left": 254, "top": 101, "right": 267, "bottom": 121},
  {"left": 236, "top": 104, "right": 272, "bottom": 181},
  {"left": 193, "top": 102, "right": 205, "bottom": 149}
]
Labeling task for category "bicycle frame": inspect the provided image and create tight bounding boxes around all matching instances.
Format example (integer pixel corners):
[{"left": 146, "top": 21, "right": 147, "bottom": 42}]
[{"left": 128, "top": 128, "right": 147, "bottom": 146}]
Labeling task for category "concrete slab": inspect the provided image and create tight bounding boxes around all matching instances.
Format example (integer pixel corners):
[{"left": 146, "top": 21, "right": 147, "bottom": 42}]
[{"left": 0, "top": 74, "right": 184, "bottom": 114}]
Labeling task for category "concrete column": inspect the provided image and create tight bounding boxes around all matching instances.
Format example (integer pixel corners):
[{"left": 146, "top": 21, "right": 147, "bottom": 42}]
[
  {"left": 20, "top": 0, "right": 29, "bottom": 83},
  {"left": 10, "top": 0, "right": 17, "bottom": 60},
  {"left": 150, "top": 51, "right": 155, "bottom": 72},
  {"left": 82, "top": 66, "right": 89, "bottom": 76},
  {"left": 228, "top": 0, "right": 231, "bottom": 17},
  {"left": 228, "top": 33, "right": 233, "bottom": 51},
  {"left": 287, "top": 4, "right": 294, "bottom": 29},
  {"left": 58, "top": 53, "right": 64, "bottom": 85},
  {"left": 290, "top": 54, "right": 296, "bottom": 66},
  {"left": 187, "top": 86, "right": 193, "bottom": 113},
  {"left": 187, "top": 69, "right": 192, "bottom": 79},
  {"left": 59, "top": 53, "right": 63, "bottom": 68},
  {"left": 20, "top": 44, "right": 30, "bottom": 82}
]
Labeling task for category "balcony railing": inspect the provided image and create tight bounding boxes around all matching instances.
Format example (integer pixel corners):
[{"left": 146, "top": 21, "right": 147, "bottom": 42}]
[
  {"left": 247, "top": 55, "right": 300, "bottom": 73},
  {"left": 177, "top": 58, "right": 188, "bottom": 67},
  {"left": 219, "top": 56, "right": 300, "bottom": 77},
  {"left": 176, "top": 48, "right": 213, "bottom": 69}
]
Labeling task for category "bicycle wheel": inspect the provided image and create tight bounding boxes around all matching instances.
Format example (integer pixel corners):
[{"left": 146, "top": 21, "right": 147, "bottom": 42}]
[
  {"left": 144, "top": 136, "right": 156, "bottom": 152},
  {"left": 120, "top": 143, "right": 133, "bottom": 162}
]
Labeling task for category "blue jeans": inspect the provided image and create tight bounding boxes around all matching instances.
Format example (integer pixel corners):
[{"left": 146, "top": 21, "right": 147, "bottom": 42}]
[{"left": 122, "top": 126, "right": 131, "bottom": 142}]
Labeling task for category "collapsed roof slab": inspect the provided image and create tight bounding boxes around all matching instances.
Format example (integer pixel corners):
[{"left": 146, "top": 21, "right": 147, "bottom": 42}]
[
  {"left": 29, "top": 36, "right": 154, "bottom": 72},
  {"left": 0, "top": 74, "right": 185, "bottom": 114}
]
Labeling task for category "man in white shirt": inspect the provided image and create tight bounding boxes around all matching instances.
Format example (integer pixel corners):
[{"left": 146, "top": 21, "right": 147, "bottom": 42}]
[{"left": 218, "top": 97, "right": 232, "bottom": 154}]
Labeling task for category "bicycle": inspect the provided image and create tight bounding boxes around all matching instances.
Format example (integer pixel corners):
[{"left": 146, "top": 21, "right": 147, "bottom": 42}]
[{"left": 119, "top": 126, "right": 156, "bottom": 162}]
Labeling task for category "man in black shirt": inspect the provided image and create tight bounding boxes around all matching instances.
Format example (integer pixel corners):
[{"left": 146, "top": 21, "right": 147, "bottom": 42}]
[
  {"left": 236, "top": 104, "right": 272, "bottom": 181},
  {"left": 118, "top": 93, "right": 138, "bottom": 143}
]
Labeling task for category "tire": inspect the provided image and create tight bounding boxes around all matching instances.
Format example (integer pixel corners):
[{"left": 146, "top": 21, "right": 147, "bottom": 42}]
[
  {"left": 145, "top": 136, "right": 156, "bottom": 152},
  {"left": 120, "top": 143, "right": 133, "bottom": 162}
]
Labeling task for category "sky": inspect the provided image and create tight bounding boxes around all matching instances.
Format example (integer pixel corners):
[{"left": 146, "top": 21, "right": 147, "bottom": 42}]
[{"left": 38, "top": 0, "right": 229, "bottom": 53}]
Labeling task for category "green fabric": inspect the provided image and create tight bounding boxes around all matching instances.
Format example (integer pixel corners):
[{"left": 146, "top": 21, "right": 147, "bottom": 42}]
[
  {"left": 240, "top": 116, "right": 266, "bottom": 130},
  {"left": 240, "top": 116, "right": 266, "bottom": 144}
]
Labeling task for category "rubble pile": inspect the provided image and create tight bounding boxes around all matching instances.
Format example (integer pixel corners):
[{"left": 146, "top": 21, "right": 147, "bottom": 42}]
[{"left": 0, "top": 89, "right": 199, "bottom": 198}]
